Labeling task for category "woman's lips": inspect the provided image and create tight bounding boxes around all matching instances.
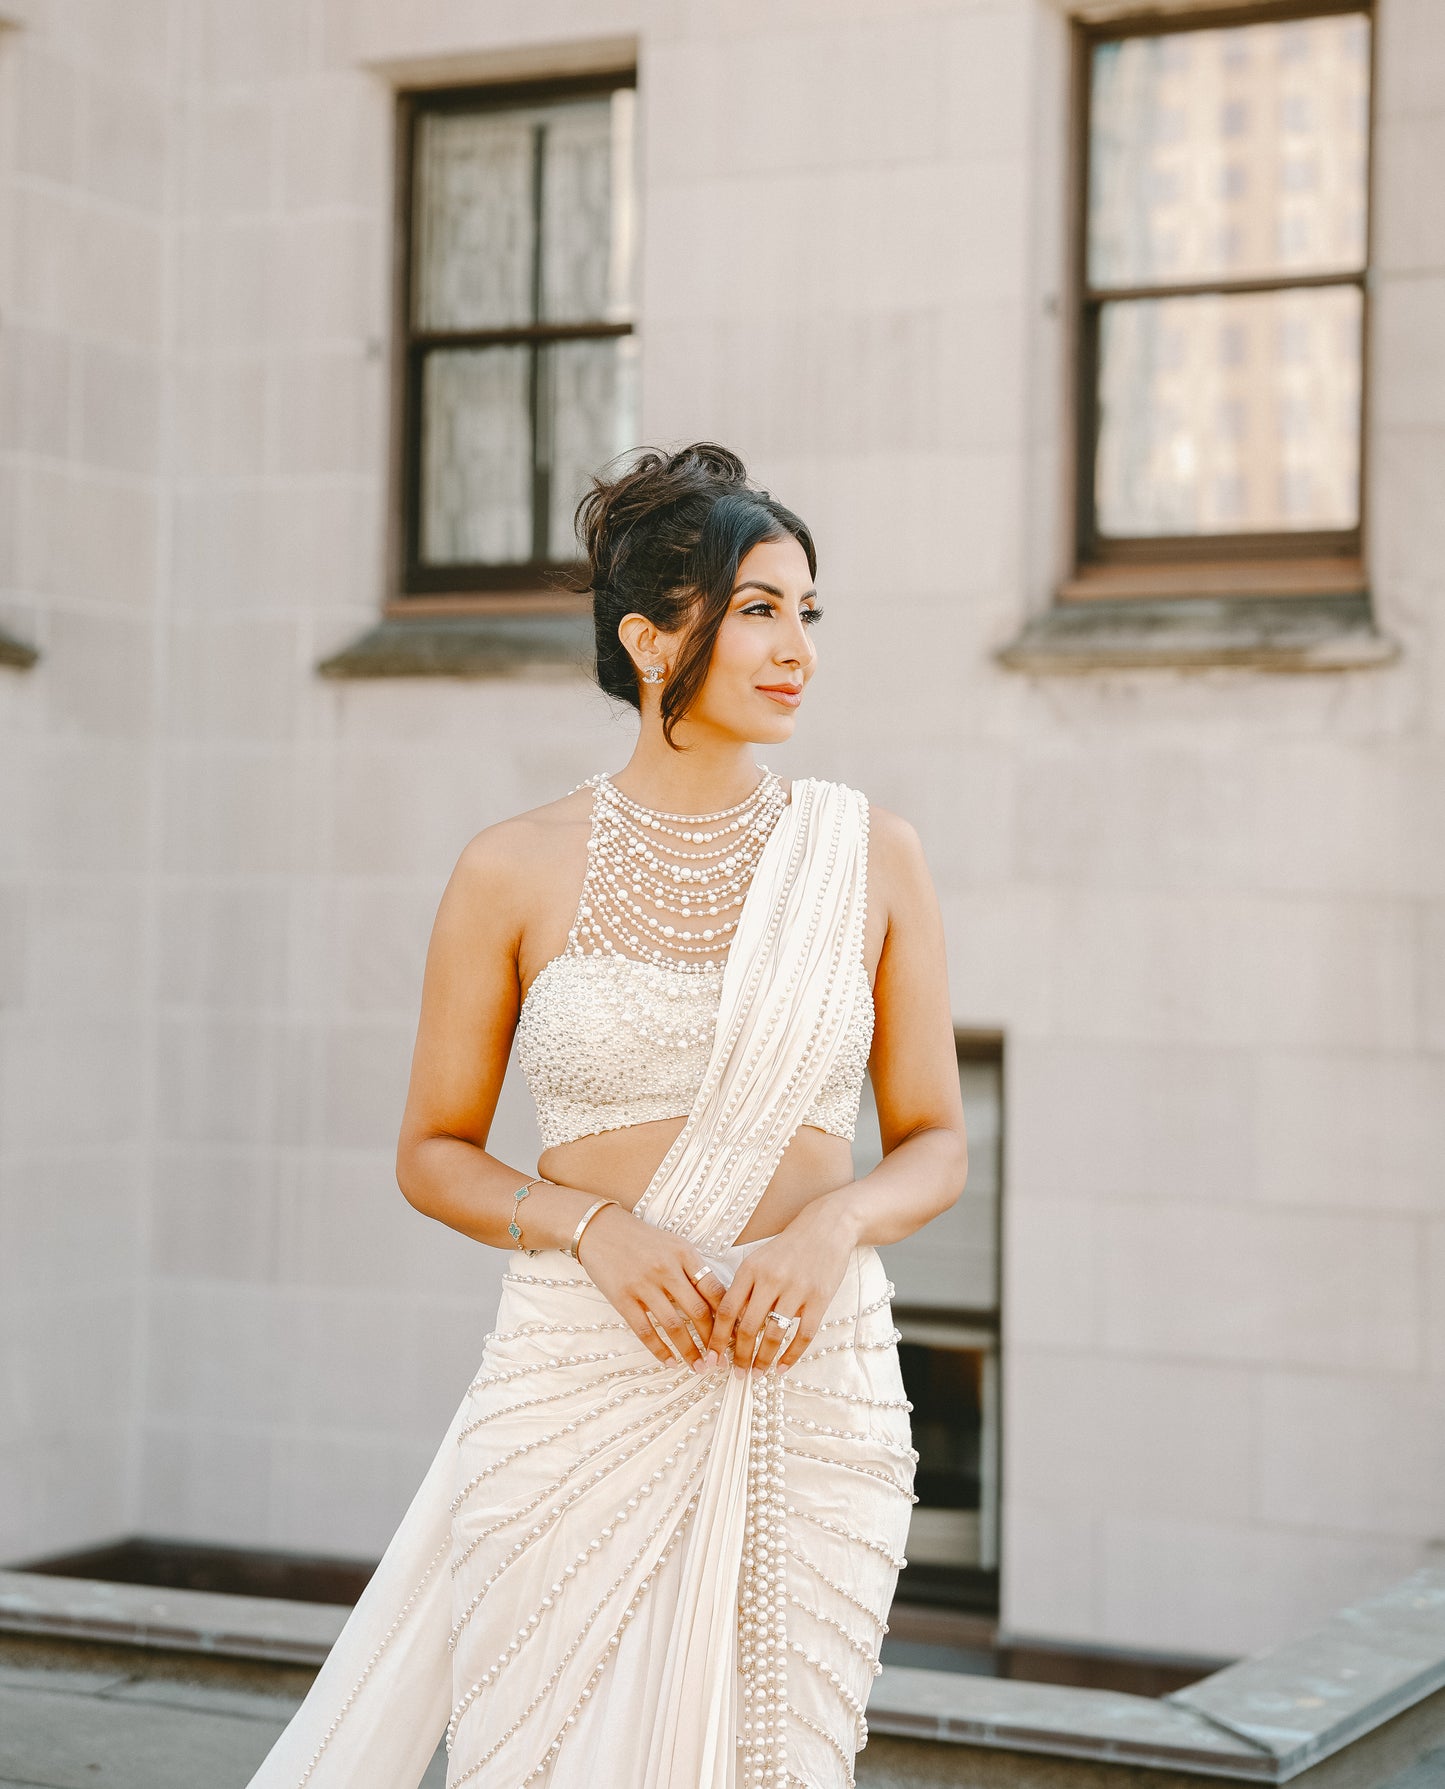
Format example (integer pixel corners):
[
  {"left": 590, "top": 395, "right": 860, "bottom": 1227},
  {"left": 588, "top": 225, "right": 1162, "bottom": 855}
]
[{"left": 757, "top": 684, "right": 802, "bottom": 708}]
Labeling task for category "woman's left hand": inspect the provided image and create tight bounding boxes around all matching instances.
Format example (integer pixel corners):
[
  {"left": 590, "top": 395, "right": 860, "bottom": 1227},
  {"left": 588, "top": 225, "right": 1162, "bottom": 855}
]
[{"left": 709, "top": 1195, "right": 857, "bottom": 1375}]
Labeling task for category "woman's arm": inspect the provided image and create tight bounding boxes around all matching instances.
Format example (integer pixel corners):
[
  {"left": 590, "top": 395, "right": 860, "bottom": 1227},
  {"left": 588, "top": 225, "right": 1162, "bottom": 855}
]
[
  {"left": 803, "top": 806, "right": 968, "bottom": 1244},
  {"left": 394, "top": 820, "right": 722, "bottom": 1368},
  {"left": 709, "top": 806, "right": 968, "bottom": 1373}
]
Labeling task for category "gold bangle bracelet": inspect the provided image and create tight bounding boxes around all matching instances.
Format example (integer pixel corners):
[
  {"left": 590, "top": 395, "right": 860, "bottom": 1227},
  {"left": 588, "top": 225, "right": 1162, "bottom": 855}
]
[{"left": 567, "top": 1197, "right": 619, "bottom": 1262}]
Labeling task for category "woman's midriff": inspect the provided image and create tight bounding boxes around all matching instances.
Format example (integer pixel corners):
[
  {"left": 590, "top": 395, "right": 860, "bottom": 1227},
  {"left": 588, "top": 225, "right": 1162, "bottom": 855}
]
[{"left": 538, "top": 1116, "right": 856, "bottom": 1244}]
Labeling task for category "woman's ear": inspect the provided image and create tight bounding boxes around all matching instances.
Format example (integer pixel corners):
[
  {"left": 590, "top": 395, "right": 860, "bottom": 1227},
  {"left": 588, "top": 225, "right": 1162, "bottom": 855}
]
[{"left": 617, "top": 611, "right": 662, "bottom": 674}]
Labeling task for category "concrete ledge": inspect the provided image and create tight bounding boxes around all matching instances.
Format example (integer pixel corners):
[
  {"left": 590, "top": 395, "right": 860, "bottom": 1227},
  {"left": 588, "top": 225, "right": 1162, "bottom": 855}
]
[
  {"left": 869, "top": 1666, "right": 1272, "bottom": 1777},
  {"left": 4, "top": 1564, "right": 1442, "bottom": 1782},
  {"left": 0, "top": 1571, "right": 346, "bottom": 1668},
  {"left": 996, "top": 593, "right": 1400, "bottom": 674},
  {"left": 316, "top": 611, "right": 593, "bottom": 679},
  {"left": 869, "top": 1566, "right": 1445, "bottom": 1783},
  {"left": 1168, "top": 1566, "right": 1445, "bottom": 1779},
  {"left": 0, "top": 625, "right": 38, "bottom": 669}
]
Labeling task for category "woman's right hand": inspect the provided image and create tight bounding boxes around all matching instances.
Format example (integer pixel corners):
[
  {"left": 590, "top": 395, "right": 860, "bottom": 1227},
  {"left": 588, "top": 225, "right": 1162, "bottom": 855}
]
[{"left": 576, "top": 1205, "right": 727, "bottom": 1369}]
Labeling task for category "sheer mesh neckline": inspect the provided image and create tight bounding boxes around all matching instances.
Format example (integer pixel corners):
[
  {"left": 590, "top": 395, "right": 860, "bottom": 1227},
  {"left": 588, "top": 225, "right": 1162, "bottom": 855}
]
[
  {"left": 562, "top": 768, "right": 791, "bottom": 976},
  {"left": 512, "top": 775, "right": 875, "bottom": 1151}
]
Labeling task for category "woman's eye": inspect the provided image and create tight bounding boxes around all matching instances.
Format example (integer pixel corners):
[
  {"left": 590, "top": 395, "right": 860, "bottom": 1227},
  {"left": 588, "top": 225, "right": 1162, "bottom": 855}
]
[{"left": 739, "top": 601, "right": 824, "bottom": 622}]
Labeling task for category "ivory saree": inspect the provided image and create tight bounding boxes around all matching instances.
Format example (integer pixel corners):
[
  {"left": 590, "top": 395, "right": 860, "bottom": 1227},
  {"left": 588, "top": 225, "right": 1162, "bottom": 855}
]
[{"left": 245, "top": 778, "right": 915, "bottom": 1789}]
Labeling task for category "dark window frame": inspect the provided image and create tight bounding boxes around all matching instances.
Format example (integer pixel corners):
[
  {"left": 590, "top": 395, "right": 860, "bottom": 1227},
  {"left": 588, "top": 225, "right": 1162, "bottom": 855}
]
[
  {"left": 1068, "top": 0, "right": 1375, "bottom": 597},
  {"left": 392, "top": 70, "right": 637, "bottom": 605}
]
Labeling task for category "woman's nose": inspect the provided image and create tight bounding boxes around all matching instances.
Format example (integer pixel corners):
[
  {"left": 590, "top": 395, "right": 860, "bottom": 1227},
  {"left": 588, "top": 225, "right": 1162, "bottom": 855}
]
[{"left": 781, "top": 614, "right": 813, "bottom": 667}]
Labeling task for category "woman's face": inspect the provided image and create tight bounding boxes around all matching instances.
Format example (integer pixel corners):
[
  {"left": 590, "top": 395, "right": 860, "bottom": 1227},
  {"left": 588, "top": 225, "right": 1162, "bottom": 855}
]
[{"left": 676, "top": 534, "right": 822, "bottom": 746}]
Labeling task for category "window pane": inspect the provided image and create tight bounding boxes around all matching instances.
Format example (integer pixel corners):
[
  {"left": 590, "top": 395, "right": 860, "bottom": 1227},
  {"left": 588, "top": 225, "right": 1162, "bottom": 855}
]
[
  {"left": 1088, "top": 13, "right": 1370, "bottom": 287},
  {"left": 419, "top": 347, "right": 531, "bottom": 565},
  {"left": 540, "top": 93, "right": 634, "bottom": 323},
  {"left": 413, "top": 111, "right": 536, "bottom": 330},
  {"left": 541, "top": 336, "right": 640, "bottom": 559},
  {"left": 1095, "top": 286, "right": 1362, "bottom": 537},
  {"left": 413, "top": 92, "right": 635, "bottom": 332},
  {"left": 897, "top": 1334, "right": 996, "bottom": 1573}
]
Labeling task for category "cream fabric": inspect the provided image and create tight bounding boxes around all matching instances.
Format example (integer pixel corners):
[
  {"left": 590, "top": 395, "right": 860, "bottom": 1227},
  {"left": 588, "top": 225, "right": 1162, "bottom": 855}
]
[
  {"left": 244, "top": 779, "right": 915, "bottom": 1789},
  {"left": 513, "top": 950, "right": 875, "bottom": 1150}
]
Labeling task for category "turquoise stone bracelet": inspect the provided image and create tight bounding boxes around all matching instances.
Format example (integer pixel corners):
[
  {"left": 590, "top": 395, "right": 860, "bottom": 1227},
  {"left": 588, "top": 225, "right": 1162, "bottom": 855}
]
[{"left": 508, "top": 1176, "right": 546, "bottom": 1249}]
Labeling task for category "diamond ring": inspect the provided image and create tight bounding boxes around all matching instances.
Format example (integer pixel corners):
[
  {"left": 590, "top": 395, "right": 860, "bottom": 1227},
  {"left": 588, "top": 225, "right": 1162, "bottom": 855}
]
[{"left": 765, "top": 1312, "right": 800, "bottom": 1334}]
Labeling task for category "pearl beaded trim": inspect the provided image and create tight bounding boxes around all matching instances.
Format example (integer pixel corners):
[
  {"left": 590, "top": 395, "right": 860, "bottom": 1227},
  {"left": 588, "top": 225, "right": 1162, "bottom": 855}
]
[
  {"left": 513, "top": 774, "right": 874, "bottom": 1154},
  {"left": 791, "top": 1640, "right": 875, "bottom": 1737},
  {"left": 782, "top": 1382, "right": 913, "bottom": 1412},
  {"left": 738, "top": 1368, "right": 790, "bottom": 1789},
  {"left": 451, "top": 1375, "right": 700, "bottom": 1516},
  {"left": 292, "top": 1536, "right": 451, "bottom": 1785},
  {"left": 456, "top": 1363, "right": 661, "bottom": 1447},
  {"left": 786, "top": 1505, "right": 908, "bottom": 1570},
  {"left": 787, "top": 1545, "right": 894, "bottom": 1633},
  {"left": 626, "top": 781, "right": 875, "bottom": 1256},
  {"left": 449, "top": 1409, "right": 718, "bottom": 1659},
  {"left": 516, "top": 949, "right": 873, "bottom": 1150},
  {"left": 784, "top": 1447, "right": 919, "bottom": 1500},
  {"left": 788, "top": 1591, "right": 881, "bottom": 1665},
  {"left": 449, "top": 1382, "right": 700, "bottom": 1582},
  {"left": 790, "top": 1417, "right": 919, "bottom": 1464},
  {"left": 789, "top": 1705, "right": 859, "bottom": 1785},
  {"left": 448, "top": 1464, "right": 709, "bottom": 1777},
  {"left": 574, "top": 768, "right": 789, "bottom": 974}
]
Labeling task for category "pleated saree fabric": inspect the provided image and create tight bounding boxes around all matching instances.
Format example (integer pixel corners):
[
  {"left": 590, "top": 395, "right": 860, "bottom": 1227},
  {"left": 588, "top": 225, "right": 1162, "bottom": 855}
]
[{"left": 245, "top": 779, "right": 916, "bottom": 1789}]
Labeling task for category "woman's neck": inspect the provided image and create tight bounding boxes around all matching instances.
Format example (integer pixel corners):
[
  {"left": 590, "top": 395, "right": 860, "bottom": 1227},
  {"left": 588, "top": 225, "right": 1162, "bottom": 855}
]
[{"left": 611, "top": 729, "right": 763, "bottom": 815}]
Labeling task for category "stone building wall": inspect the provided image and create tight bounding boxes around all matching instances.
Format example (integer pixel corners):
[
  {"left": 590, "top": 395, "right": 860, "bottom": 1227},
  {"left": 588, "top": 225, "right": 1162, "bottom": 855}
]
[
  {"left": 0, "top": 0, "right": 1441, "bottom": 1662},
  {"left": 0, "top": 0, "right": 169, "bottom": 1562}
]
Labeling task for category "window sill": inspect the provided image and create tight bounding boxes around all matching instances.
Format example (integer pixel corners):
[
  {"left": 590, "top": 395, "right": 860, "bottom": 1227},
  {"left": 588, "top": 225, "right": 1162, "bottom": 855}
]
[
  {"left": 316, "top": 608, "right": 593, "bottom": 680},
  {"left": 0, "top": 625, "right": 39, "bottom": 670},
  {"left": 997, "top": 592, "right": 1399, "bottom": 675},
  {"left": 1057, "top": 556, "right": 1368, "bottom": 605}
]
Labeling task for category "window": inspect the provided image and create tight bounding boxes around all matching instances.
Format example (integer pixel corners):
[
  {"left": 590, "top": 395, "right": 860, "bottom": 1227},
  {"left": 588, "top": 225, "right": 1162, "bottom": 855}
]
[
  {"left": 398, "top": 74, "right": 639, "bottom": 599},
  {"left": 1073, "top": 4, "right": 1371, "bottom": 593},
  {"left": 852, "top": 1034, "right": 1003, "bottom": 1614}
]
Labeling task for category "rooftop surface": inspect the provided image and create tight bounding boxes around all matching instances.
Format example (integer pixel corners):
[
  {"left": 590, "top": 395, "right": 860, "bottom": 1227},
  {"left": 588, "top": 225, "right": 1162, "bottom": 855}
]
[{"left": 1, "top": 1565, "right": 1443, "bottom": 1787}]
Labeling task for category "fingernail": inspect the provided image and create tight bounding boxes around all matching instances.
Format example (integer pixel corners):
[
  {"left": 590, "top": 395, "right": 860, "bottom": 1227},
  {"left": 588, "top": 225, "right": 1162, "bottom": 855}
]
[{"left": 703, "top": 1351, "right": 718, "bottom": 1372}]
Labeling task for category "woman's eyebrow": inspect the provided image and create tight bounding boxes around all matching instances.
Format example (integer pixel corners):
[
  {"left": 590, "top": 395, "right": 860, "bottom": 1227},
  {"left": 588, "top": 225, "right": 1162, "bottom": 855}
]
[{"left": 731, "top": 579, "right": 819, "bottom": 600}]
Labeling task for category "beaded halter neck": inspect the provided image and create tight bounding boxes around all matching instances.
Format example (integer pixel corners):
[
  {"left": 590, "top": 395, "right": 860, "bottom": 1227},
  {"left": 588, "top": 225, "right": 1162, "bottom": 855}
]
[
  {"left": 514, "top": 771, "right": 874, "bottom": 1151},
  {"left": 566, "top": 768, "right": 789, "bottom": 975}
]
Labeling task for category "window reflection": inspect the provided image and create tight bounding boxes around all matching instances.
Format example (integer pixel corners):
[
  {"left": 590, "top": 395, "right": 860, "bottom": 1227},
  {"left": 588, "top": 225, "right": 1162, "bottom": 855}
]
[
  {"left": 1096, "top": 287, "right": 1361, "bottom": 536},
  {"left": 1083, "top": 10, "right": 1369, "bottom": 548},
  {"left": 1088, "top": 13, "right": 1369, "bottom": 287}
]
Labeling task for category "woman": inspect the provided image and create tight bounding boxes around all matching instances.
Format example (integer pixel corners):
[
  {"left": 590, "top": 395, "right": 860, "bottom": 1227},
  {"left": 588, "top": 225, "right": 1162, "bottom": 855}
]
[{"left": 247, "top": 443, "right": 966, "bottom": 1789}]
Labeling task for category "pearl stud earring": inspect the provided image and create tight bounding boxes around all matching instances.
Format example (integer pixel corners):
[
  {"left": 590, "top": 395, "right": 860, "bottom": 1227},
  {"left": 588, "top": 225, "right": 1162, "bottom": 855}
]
[{"left": 640, "top": 663, "right": 665, "bottom": 684}]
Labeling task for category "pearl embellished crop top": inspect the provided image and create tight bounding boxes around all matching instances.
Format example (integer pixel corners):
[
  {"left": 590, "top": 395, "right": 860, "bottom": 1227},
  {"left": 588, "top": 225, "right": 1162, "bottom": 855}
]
[{"left": 515, "top": 782, "right": 874, "bottom": 1152}]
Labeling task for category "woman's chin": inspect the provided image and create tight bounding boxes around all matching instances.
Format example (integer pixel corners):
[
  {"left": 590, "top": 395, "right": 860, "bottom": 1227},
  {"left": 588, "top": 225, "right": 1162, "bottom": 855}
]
[
  {"left": 688, "top": 701, "right": 801, "bottom": 747},
  {"left": 746, "top": 711, "right": 799, "bottom": 746}
]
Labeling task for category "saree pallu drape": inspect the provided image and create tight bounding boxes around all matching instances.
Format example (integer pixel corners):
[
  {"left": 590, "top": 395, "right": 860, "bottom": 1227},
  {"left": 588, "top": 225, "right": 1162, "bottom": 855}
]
[{"left": 246, "top": 780, "right": 916, "bottom": 1789}]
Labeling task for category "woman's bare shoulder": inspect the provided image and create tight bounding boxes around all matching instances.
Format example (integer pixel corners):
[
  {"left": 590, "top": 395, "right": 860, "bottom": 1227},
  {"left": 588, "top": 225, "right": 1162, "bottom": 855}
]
[
  {"left": 864, "top": 802, "right": 926, "bottom": 871},
  {"left": 860, "top": 802, "right": 935, "bottom": 931}
]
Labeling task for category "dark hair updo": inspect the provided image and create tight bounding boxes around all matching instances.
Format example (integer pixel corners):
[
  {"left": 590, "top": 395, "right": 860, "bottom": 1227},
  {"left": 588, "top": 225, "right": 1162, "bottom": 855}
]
[{"left": 570, "top": 442, "right": 816, "bottom": 747}]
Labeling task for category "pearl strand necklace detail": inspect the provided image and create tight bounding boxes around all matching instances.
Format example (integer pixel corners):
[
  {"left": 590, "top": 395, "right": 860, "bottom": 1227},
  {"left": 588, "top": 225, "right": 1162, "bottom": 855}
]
[{"left": 570, "top": 769, "right": 787, "bottom": 975}]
